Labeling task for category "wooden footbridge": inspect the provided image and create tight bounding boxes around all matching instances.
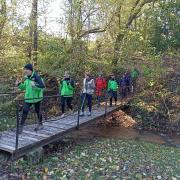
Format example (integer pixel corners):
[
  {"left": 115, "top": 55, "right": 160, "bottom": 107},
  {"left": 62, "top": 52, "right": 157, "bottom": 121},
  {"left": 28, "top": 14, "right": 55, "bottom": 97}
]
[{"left": 0, "top": 95, "right": 128, "bottom": 159}]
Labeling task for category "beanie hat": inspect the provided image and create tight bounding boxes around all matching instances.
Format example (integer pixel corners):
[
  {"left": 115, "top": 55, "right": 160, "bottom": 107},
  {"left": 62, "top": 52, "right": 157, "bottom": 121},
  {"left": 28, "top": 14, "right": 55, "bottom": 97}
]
[
  {"left": 98, "top": 72, "right": 103, "bottom": 76},
  {"left": 24, "top": 63, "right": 33, "bottom": 71}
]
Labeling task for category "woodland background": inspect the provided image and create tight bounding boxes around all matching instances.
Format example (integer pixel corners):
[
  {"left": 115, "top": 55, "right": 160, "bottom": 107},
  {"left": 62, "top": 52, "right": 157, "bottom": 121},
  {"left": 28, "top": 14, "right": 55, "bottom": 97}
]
[
  {"left": 0, "top": 0, "right": 179, "bottom": 131},
  {"left": 0, "top": 0, "right": 180, "bottom": 178}
]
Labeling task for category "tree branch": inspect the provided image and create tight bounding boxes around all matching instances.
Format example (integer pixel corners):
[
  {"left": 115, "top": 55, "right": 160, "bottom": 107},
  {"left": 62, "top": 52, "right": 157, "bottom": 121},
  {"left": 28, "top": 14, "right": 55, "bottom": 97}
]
[
  {"left": 79, "top": 10, "right": 116, "bottom": 38},
  {"left": 126, "top": 0, "right": 156, "bottom": 28},
  {"left": 131, "top": 0, "right": 141, "bottom": 12},
  {"left": 82, "top": 8, "right": 99, "bottom": 24},
  {"left": 79, "top": 27, "right": 106, "bottom": 38}
]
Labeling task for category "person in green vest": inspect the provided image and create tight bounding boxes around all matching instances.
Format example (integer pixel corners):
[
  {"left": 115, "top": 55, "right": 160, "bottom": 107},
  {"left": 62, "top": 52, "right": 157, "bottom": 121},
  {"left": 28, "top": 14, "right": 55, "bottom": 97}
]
[
  {"left": 59, "top": 72, "right": 75, "bottom": 118},
  {"left": 108, "top": 74, "right": 118, "bottom": 106},
  {"left": 131, "top": 67, "right": 140, "bottom": 92},
  {"left": 16, "top": 64, "right": 45, "bottom": 134}
]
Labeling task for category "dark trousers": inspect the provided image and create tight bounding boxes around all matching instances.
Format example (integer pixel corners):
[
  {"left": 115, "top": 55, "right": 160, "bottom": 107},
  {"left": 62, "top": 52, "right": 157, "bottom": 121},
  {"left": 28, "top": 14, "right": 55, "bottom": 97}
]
[
  {"left": 121, "top": 86, "right": 127, "bottom": 98},
  {"left": 21, "top": 101, "right": 42, "bottom": 126},
  {"left": 126, "top": 83, "right": 131, "bottom": 93},
  {"left": 109, "top": 91, "right": 117, "bottom": 106},
  {"left": 82, "top": 93, "right": 92, "bottom": 112},
  {"left": 132, "top": 78, "right": 137, "bottom": 92},
  {"left": 61, "top": 96, "right": 73, "bottom": 114},
  {"left": 97, "top": 96, "right": 104, "bottom": 107}
]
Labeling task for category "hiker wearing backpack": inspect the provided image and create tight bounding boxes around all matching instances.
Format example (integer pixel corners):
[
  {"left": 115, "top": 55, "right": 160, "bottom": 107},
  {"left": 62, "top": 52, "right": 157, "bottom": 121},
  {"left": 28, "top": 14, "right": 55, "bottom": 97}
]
[
  {"left": 119, "top": 73, "right": 127, "bottom": 98},
  {"left": 131, "top": 68, "right": 140, "bottom": 92},
  {"left": 59, "top": 72, "right": 75, "bottom": 118},
  {"left": 125, "top": 70, "right": 132, "bottom": 95},
  {"left": 80, "top": 72, "right": 95, "bottom": 116},
  {"left": 95, "top": 73, "right": 107, "bottom": 107},
  {"left": 16, "top": 64, "right": 45, "bottom": 134},
  {"left": 108, "top": 74, "right": 118, "bottom": 107}
]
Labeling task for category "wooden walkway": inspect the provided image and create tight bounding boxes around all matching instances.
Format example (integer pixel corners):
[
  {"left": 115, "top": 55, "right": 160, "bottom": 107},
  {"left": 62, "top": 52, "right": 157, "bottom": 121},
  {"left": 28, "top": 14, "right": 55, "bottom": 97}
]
[{"left": 0, "top": 104, "right": 125, "bottom": 158}]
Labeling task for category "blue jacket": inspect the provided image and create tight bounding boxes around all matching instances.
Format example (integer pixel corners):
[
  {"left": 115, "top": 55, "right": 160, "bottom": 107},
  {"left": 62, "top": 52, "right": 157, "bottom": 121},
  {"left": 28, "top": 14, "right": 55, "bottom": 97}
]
[
  {"left": 119, "top": 77, "right": 127, "bottom": 87},
  {"left": 125, "top": 73, "right": 132, "bottom": 86}
]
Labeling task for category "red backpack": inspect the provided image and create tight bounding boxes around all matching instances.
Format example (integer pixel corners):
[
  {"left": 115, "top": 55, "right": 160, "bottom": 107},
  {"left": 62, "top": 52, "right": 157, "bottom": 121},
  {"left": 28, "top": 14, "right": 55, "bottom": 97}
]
[{"left": 95, "top": 77, "right": 107, "bottom": 91}]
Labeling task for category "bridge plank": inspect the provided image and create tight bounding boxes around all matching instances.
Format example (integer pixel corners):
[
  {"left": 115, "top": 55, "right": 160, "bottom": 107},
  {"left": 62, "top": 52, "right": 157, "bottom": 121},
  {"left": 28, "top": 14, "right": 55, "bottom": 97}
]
[
  {"left": 0, "top": 144, "right": 15, "bottom": 153},
  {"left": 21, "top": 131, "right": 45, "bottom": 141},
  {"left": 24, "top": 125, "right": 57, "bottom": 136},
  {"left": 44, "top": 122, "right": 70, "bottom": 130},
  {"left": 23, "top": 130, "right": 50, "bottom": 138},
  {"left": 2, "top": 131, "right": 39, "bottom": 142},
  {"left": 36, "top": 126, "right": 65, "bottom": 135},
  {"left": 0, "top": 132, "right": 38, "bottom": 149},
  {"left": 44, "top": 121, "right": 76, "bottom": 130},
  {"left": 56, "top": 118, "right": 77, "bottom": 125},
  {"left": 0, "top": 134, "right": 27, "bottom": 148},
  {"left": 0, "top": 139, "right": 16, "bottom": 148},
  {"left": 44, "top": 123, "right": 67, "bottom": 130},
  {"left": 0, "top": 136, "right": 38, "bottom": 150}
]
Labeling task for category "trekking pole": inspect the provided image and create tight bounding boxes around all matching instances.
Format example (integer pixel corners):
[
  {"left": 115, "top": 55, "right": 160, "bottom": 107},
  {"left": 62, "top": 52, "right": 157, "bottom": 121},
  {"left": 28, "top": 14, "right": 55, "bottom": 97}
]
[
  {"left": 76, "top": 94, "right": 81, "bottom": 130},
  {"left": 104, "top": 90, "right": 108, "bottom": 117},
  {"left": 15, "top": 100, "right": 20, "bottom": 151},
  {"left": 76, "top": 92, "right": 86, "bottom": 130},
  {"left": 81, "top": 93, "right": 87, "bottom": 110}
]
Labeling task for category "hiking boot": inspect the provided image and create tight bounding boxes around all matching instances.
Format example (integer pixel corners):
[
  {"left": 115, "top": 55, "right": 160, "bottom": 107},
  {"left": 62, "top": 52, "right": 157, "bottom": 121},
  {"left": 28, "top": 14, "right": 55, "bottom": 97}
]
[
  {"left": 34, "top": 124, "right": 44, "bottom": 131},
  {"left": 87, "top": 112, "right": 91, "bottom": 116},
  {"left": 60, "top": 114, "right": 65, "bottom": 118},
  {"left": 79, "top": 112, "right": 84, "bottom": 116},
  {"left": 69, "top": 109, "right": 74, "bottom": 114}
]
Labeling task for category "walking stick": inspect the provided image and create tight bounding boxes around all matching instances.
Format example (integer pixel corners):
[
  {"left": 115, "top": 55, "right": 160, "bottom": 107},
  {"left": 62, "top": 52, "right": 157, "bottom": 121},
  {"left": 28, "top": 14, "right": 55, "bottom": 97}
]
[{"left": 76, "top": 91, "right": 87, "bottom": 130}]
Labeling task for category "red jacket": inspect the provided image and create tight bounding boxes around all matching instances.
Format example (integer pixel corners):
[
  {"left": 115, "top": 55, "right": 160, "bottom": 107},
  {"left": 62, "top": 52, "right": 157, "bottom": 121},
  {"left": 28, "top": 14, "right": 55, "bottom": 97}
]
[{"left": 95, "top": 77, "right": 107, "bottom": 96}]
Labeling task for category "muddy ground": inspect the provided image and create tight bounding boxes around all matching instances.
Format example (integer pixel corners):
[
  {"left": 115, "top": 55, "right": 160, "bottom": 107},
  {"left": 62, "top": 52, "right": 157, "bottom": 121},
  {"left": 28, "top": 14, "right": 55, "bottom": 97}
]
[{"left": 64, "top": 110, "right": 180, "bottom": 148}]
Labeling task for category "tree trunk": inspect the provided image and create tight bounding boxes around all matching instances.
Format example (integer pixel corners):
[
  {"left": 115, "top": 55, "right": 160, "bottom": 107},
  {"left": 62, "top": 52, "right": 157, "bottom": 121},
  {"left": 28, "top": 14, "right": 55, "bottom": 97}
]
[
  {"left": 28, "top": 0, "right": 38, "bottom": 65},
  {"left": 0, "top": 0, "right": 6, "bottom": 40},
  {"left": 32, "top": 0, "right": 38, "bottom": 65},
  {"left": 112, "top": 32, "right": 124, "bottom": 66}
]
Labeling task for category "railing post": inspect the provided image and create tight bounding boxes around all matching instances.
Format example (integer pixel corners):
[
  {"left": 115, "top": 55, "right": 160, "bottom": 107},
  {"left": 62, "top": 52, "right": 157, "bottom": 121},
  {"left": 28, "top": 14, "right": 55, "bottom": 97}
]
[
  {"left": 43, "top": 97, "right": 47, "bottom": 121},
  {"left": 104, "top": 91, "right": 108, "bottom": 117},
  {"left": 76, "top": 94, "right": 81, "bottom": 130},
  {"left": 15, "top": 101, "right": 20, "bottom": 151},
  {"left": 76, "top": 108, "right": 80, "bottom": 130}
]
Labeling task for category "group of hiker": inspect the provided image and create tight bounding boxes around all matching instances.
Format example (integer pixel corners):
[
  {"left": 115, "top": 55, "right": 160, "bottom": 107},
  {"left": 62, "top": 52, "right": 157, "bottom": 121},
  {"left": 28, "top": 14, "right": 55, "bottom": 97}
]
[{"left": 15, "top": 63, "right": 139, "bottom": 133}]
